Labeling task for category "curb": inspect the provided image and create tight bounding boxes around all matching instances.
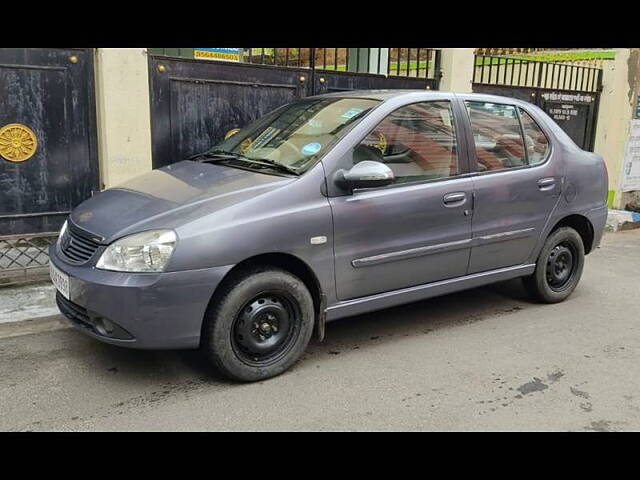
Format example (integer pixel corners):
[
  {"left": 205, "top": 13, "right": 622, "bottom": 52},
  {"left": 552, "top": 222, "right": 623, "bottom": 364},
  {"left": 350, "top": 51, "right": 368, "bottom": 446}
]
[
  {"left": 0, "top": 281, "right": 59, "bottom": 327},
  {"left": 606, "top": 209, "right": 640, "bottom": 233}
]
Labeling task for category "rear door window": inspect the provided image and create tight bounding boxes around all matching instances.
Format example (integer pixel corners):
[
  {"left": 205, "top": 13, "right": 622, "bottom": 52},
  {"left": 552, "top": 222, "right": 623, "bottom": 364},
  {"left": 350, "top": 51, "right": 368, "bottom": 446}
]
[{"left": 465, "top": 101, "right": 526, "bottom": 172}]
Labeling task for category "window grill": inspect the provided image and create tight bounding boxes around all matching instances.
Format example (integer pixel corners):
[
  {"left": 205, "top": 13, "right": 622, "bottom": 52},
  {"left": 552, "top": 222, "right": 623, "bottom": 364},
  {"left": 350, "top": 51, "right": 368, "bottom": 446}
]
[
  {"left": 0, "top": 233, "right": 57, "bottom": 284},
  {"left": 241, "top": 48, "right": 441, "bottom": 80}
]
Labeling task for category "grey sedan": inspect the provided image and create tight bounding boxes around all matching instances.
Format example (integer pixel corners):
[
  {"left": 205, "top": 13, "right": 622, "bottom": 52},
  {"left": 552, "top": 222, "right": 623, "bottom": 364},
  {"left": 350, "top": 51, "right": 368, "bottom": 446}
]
[{"left": 49, "top": 90, "right": 608, "bottom": 381}]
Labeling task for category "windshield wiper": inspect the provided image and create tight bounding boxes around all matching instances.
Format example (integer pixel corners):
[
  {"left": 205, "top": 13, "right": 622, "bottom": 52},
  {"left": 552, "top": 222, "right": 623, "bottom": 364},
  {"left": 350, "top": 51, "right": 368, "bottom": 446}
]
[
  {"left": 187, "top": 149, "right": 240, "bottom": 161},
  {"left": 190, "top": 150, "right": 300, "bottom": 176},
  {"left": 247, "top": 157, "right": 300, "bottom": 176}
]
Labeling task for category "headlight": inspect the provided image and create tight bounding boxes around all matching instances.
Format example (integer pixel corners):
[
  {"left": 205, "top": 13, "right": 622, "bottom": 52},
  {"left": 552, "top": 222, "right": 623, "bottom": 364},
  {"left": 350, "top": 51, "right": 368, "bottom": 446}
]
[
  {"left": 57, "top": 220, "right": 68, "bottom": 246},
  {"left": 96, "top": 230, "right": 177, "bottom": 273}
]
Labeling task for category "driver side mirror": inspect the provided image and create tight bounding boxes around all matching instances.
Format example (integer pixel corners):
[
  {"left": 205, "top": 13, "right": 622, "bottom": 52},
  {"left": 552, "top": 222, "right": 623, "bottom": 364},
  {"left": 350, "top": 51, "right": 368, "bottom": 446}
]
[{"left": 335, "top": 160, "right": 395, "bottom": 190}]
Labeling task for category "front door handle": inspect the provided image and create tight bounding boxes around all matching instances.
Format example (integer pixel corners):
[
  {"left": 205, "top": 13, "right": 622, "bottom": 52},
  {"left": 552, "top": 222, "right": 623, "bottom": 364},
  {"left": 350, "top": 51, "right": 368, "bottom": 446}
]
[
  {"left": 537, "top": 177, "right": 556, "bottom": 191},
  {"left": 443, "top": 192, "right": 466, "bottom": 207}
]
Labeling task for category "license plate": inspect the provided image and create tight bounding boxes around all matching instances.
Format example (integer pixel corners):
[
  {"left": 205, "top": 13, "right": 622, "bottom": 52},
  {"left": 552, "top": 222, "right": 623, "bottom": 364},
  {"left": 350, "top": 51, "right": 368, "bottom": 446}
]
[{"left": 50, "top": 262, "right": 70, "bottom": 300}]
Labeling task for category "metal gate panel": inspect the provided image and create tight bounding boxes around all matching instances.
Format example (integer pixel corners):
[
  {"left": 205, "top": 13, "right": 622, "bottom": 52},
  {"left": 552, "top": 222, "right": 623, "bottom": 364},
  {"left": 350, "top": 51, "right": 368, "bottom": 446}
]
[
  {"left": 537, "top": 90, "right": 600, "bottom": 152},
  {"left": 149, "top": 49, "right": 442, "bottom": 169},
  {"left": 0, "top": 48, "right": 98, "bottom": 236},
  {"left": 472, "top": 83, "right": 600, "bottom": 151},
  {"left": 149, "top": 56, "right": 311, "bottom": 169},
  {"left": 470, "top": 84, "right": 535, "bottom": 103},
  {"left": 313, "top": 70, "right": 436, "bottom": 95},
  {"left": 471, "top": 54, "right": 602, "bottom": 152}
]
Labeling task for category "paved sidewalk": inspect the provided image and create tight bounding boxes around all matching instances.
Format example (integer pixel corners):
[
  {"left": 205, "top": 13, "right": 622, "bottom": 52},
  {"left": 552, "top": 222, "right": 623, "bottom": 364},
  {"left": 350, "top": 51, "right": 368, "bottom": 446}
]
[
  {"left": 607, "top": 209, "right": 640, "bottom": 232},
  {"left": 0, "top": 282, "right": 58, "bottom": 325}
]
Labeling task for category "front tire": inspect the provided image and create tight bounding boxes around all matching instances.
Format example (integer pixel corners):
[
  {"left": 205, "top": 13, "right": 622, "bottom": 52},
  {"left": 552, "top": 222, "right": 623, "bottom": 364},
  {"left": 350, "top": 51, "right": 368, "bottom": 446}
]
[
  {"left": 523, "top": 226, "right": 585, "bottom": 303},
  {"left": 201, "top": 267, "right": 315, "bottom": 382}
]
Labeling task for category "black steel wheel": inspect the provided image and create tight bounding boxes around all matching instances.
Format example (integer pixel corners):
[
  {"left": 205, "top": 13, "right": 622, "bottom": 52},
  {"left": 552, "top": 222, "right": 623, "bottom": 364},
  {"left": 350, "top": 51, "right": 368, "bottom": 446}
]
[
  {"left": 523, "top": 226, "right": 585, "bottom": 303},
  {"left": 201, "top": 267, "right": 315, "bottom": 382},
  {"left": 231, "top": 293, "right": 300, "bottom": 367},
  {"left": 545, "top": 241, "right": 578, "bottom": 292}
]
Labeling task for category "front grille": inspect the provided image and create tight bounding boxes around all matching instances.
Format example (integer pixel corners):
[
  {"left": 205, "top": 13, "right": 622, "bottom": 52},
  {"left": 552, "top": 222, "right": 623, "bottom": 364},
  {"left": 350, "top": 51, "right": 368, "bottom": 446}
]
[{"left": 60, "top": 223, "right": 101, "bottom": 264}]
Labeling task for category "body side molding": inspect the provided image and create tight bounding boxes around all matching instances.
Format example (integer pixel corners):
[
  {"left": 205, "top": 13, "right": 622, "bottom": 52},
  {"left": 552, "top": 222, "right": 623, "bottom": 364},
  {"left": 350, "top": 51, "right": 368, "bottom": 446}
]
[
  {"left": 327, "top": 263, "right": 536, "bottom": 321},
  {"left": 351, "top": 238, "right": 471, "bottom": 268},
  {"left": 475, "top": 227, "right": 535, "bottom": 245},
  {"left": 351, "top": 229, "right": 536, "bottom": 268}
]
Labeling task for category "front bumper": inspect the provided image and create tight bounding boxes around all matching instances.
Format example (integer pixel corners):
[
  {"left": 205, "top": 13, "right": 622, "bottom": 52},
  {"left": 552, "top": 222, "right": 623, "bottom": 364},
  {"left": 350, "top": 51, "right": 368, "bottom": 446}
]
[{"left": 49, "top": 245, "right": 233, "bottom": 349}]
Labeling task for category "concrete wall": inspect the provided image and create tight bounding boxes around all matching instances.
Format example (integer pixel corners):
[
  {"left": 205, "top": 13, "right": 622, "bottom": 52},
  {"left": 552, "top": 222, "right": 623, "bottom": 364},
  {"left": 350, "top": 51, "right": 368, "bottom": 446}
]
[
  {"left": 94, "top": 48, "right": 153, "bottom": 190},
  {"left": 592, "top": 49, "right": 640, "bottom": 208},
  {"left": 439, "top": 48, "right": 474, "bottom": 93}
]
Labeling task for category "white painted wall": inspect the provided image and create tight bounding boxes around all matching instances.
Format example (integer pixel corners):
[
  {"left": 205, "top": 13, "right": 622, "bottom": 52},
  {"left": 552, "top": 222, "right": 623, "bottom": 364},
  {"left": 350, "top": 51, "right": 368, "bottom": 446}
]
[
  {"left": 94, "top": 48, "right": 153, "bottom": 190},
  {"left": 439, "top": 48, "right": 475, "bottom": 93},
  {"left": 592, "top": 49, "right": 637, "bottom": 208}
]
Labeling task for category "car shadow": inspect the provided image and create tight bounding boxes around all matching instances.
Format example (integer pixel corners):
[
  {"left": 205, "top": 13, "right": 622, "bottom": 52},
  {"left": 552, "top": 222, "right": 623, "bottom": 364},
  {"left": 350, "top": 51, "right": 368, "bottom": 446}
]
[{"left": 304, "top": 278, "right": 534, "bottom": 358}]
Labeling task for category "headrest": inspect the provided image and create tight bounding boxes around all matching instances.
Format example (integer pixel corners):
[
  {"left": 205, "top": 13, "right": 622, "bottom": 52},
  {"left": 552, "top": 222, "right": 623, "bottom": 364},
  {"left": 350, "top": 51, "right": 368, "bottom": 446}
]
[{"left": 354, "top": 144, "right": 385, "bottom": 164}]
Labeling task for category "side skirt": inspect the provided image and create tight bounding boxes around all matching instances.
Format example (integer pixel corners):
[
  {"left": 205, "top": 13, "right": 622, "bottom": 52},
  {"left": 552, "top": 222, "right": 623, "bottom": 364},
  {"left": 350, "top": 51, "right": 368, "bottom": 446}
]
[{"left": 326, "top": 264, "right": 536, "bottom": 321}]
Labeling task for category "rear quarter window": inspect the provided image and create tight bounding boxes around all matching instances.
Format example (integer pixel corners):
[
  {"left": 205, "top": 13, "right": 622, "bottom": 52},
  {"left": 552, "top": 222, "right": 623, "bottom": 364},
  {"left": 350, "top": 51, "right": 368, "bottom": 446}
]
[{"left": 518, "top": 107, "right": 551, "bottom": 166}]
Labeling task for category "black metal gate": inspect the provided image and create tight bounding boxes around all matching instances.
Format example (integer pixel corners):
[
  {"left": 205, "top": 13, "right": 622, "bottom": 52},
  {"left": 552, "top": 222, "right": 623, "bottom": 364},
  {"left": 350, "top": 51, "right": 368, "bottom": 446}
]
[
  {"left": 472, "top": 54, "right": 602, "bottom": 151},
  {"left": 149, "top": 48, "right": 441, "bottom": 168},
  {"left": 0, "top": 48, "right": 99, "bottom": 277}
]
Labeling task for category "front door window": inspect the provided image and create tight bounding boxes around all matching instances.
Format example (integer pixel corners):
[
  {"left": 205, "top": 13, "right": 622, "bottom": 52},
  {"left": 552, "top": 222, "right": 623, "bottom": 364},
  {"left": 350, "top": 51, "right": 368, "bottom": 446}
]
[{"left": 356, "top": 101, "right": 459, "bottom": 184}]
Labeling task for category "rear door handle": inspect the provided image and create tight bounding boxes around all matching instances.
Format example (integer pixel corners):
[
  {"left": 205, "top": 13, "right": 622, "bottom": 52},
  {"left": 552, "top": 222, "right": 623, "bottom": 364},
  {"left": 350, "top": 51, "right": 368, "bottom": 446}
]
[
  {"left": 537, "top": 177, "right": 556, "bottom": 191},
  {"left": 443, "top": 192, "right": 466, "bottom": 207}
]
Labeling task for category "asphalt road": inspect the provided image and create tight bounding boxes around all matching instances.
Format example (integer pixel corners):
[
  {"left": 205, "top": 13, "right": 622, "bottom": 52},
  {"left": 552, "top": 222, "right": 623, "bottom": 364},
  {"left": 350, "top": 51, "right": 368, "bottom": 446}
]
[{"left": 1, "top": 230, "right": 639, "bottom": 431}]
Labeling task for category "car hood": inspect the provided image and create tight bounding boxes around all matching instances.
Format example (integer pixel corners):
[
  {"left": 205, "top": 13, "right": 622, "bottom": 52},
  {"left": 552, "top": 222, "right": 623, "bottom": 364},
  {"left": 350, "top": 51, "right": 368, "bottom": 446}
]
[{"left": 69, "top": 160, "right": 294, "bottom": 242}]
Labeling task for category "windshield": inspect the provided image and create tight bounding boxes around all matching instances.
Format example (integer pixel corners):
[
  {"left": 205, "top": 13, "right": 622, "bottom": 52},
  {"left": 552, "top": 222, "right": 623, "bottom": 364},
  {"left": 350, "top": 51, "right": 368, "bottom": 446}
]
[{"left": 205, "top": 97, "right": 382, "bottom": 174}]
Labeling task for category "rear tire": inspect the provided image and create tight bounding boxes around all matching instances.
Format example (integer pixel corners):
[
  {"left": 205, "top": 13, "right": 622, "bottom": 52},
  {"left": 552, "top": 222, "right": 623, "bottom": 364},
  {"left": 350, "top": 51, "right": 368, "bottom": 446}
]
[
  {"left": 523, "top": 226, "right": 585, "bottom": 303},
  {"left": 201, "top": 267, "right": 315, "bottom": 382}
]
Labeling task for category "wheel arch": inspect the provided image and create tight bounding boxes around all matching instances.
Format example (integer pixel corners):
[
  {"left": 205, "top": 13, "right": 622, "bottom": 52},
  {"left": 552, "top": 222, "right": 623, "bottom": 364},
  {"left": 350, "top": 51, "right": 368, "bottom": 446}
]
[
  {"left": 549, "top": 214, "right": 595, "bottom": 254},
  {"left": 202, "top": 252, "right": 324, "bottom": 343}
]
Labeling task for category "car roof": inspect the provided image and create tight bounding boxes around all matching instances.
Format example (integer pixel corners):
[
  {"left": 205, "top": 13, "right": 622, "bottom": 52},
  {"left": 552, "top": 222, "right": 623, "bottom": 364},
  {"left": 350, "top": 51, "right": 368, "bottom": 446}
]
[
  {"left": 311, "top": 89, "right": 535, "bottom": 107},
  {"left": 311, "top": 89, "right": 442, "bottom": 100}
]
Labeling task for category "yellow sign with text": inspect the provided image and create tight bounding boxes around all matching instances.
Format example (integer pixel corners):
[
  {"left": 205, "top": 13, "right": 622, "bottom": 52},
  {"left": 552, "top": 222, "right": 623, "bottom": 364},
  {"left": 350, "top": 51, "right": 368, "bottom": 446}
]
[{"left": 194, "top": 48, "right": 241, "bottom": 62}]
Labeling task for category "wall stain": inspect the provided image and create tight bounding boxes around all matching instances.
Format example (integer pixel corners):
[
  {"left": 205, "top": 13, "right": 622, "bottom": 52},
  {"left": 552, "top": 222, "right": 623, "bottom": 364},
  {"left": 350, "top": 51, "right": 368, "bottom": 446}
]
[{"left": 627, "top": 49, "right": 640, "bottom": 104}]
